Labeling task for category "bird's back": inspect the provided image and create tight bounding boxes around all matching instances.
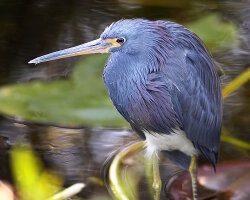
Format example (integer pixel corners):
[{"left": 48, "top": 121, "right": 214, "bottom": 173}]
[{"left": 159, "top": 21, "right": 222, "bottom": 170}]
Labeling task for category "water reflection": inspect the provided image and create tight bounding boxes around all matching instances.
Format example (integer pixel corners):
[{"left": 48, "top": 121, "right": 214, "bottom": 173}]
[
  {"left": 0, "top": 115, "right": 249, "bottom": 199},
  {"left": 0, "top": 116, "right": 139, "bottom": 198}
]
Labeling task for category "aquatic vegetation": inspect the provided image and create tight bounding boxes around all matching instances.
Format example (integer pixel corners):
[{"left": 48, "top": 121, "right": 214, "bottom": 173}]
[
  {"left": 11, "top": 145, "right": 85, "bottom": 200},
  {"left": 0, "top": 54, "right": 127, "bottom": 127},
  {"left": 109, "top": 141, "right": 144, "bottom": 200}
]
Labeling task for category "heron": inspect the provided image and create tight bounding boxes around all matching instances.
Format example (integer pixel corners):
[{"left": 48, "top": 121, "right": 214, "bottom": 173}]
[{"left": 29, "top": 19, "right": 222, "bottom": 200}]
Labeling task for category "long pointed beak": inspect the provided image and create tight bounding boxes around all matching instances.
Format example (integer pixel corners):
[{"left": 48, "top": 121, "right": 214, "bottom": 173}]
[{"left": 28, "top": 38, "right": 110, "bottom": 64}]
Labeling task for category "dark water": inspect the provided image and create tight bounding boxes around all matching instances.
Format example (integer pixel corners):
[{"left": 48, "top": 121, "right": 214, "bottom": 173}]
[{"left": 0, "top": 0, "right": 250, "bottom": 199}]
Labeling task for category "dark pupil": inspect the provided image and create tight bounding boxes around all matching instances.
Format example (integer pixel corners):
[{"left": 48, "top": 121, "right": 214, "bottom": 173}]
[{"left": 116, "top": 38, "right": 125, "bottom": 44}]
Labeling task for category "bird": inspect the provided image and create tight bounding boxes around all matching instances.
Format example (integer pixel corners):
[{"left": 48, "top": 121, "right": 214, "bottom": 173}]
[{"left": 29, "top": 19, "right": 222, "bottom": 200}]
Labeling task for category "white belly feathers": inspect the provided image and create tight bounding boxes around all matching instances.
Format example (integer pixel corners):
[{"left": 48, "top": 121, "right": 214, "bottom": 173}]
[{"left": 144, "top": 128, "right": 197, "bottom": 159}]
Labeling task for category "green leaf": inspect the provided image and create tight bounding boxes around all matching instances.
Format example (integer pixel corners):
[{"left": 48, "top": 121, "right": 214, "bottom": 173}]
[
  {"left": 0, "top": 54, "right": 128, "bottom": 127},
  {"left": 186, "top": 14, "right": 238, "bottom": 51},
  {"left": 222, "top": 67, "right": 250, "bottom": 99},
  {"left": 11, "top": 146, "right": 62, "bottom": 200}
]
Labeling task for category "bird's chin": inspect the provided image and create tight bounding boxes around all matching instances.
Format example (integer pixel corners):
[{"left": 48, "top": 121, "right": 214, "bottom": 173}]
[{"left": 108, "top": 47, "right": 120, "bottom": 53}]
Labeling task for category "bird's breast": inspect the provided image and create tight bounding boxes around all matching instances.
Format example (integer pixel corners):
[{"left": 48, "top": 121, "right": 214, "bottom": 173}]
[
  {"left": 103, "top": 64, "right": 143, "bottom": 122},
  {"left": 103, "top": 54, "right": 147, "bottom": 121},
  {"left": 103, "top": 53, "right": 179, "bottom": 135}
]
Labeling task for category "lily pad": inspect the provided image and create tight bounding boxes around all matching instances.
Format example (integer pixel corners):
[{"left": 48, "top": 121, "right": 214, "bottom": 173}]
[{"left": 0, "top": 54, "right": 128, "bottom": 127}]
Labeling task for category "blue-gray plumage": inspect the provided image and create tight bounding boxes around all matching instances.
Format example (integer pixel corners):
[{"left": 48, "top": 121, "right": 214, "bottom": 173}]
[
  {"left": 102, "top": 19, "right": 222, "bottom": 170},
  {"left": 29, "top": 18, "right": 222, "bottom": 199}
]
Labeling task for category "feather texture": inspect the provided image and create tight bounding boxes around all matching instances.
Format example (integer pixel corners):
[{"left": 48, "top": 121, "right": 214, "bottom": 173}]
[{"left": 103, "top": 19, "right": 222, "bottom": 170}]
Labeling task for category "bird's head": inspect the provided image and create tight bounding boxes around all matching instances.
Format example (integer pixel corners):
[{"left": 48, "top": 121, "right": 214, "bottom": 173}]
[{"left": 29, "top": 19, "right": 168, "bottom": 64}]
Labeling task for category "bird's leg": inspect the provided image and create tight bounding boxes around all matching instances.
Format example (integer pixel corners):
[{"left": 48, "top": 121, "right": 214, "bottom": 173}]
[
  {"left": 152, "top": 153, "right": 161, "bottom": 200},
  {"left": 189, "top": 155, "right": 198, "bottom": 200}
]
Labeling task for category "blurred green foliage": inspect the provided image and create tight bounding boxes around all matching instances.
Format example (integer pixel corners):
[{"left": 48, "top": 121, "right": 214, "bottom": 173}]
[
  {"left": 222, "top": 68, "right": 250, "bottom": 99},
  {"left": 186, "top": 14, "right": 238, "bottom": 51},
  {"left": 11, "top": 146, "right": 62, "bottom": 200},
  {"left": 0, "top": 54, "right": 127, "bottom": 127},
  {"left": 0, "top": 14, "right": 238, "bottom": 127}
]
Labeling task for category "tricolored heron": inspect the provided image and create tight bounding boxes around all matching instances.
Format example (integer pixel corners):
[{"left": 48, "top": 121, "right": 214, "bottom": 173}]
[{"left": 29, "top": 19, "right": 222, "bottom": 200}]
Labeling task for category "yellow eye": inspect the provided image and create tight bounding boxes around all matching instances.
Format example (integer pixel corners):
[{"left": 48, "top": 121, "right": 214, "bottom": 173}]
[{"left": 116, "top": 38, "right": 126, "bottom": 44}]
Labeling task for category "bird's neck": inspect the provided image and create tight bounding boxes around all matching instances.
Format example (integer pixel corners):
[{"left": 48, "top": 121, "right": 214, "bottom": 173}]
[
  {"left": 104, "top": 52, "right": 148, "bottom": 84},
  {"left": 104, "top": 51, "right": 160, "bottom": 81},
  {"left": 103, "top": 52, "right": 152, "bottom": 120}
]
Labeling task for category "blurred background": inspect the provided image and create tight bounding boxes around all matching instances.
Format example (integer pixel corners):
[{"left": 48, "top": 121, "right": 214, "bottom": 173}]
[{"left": 0, "top": 0, "right": 249, "bottom": 199}]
